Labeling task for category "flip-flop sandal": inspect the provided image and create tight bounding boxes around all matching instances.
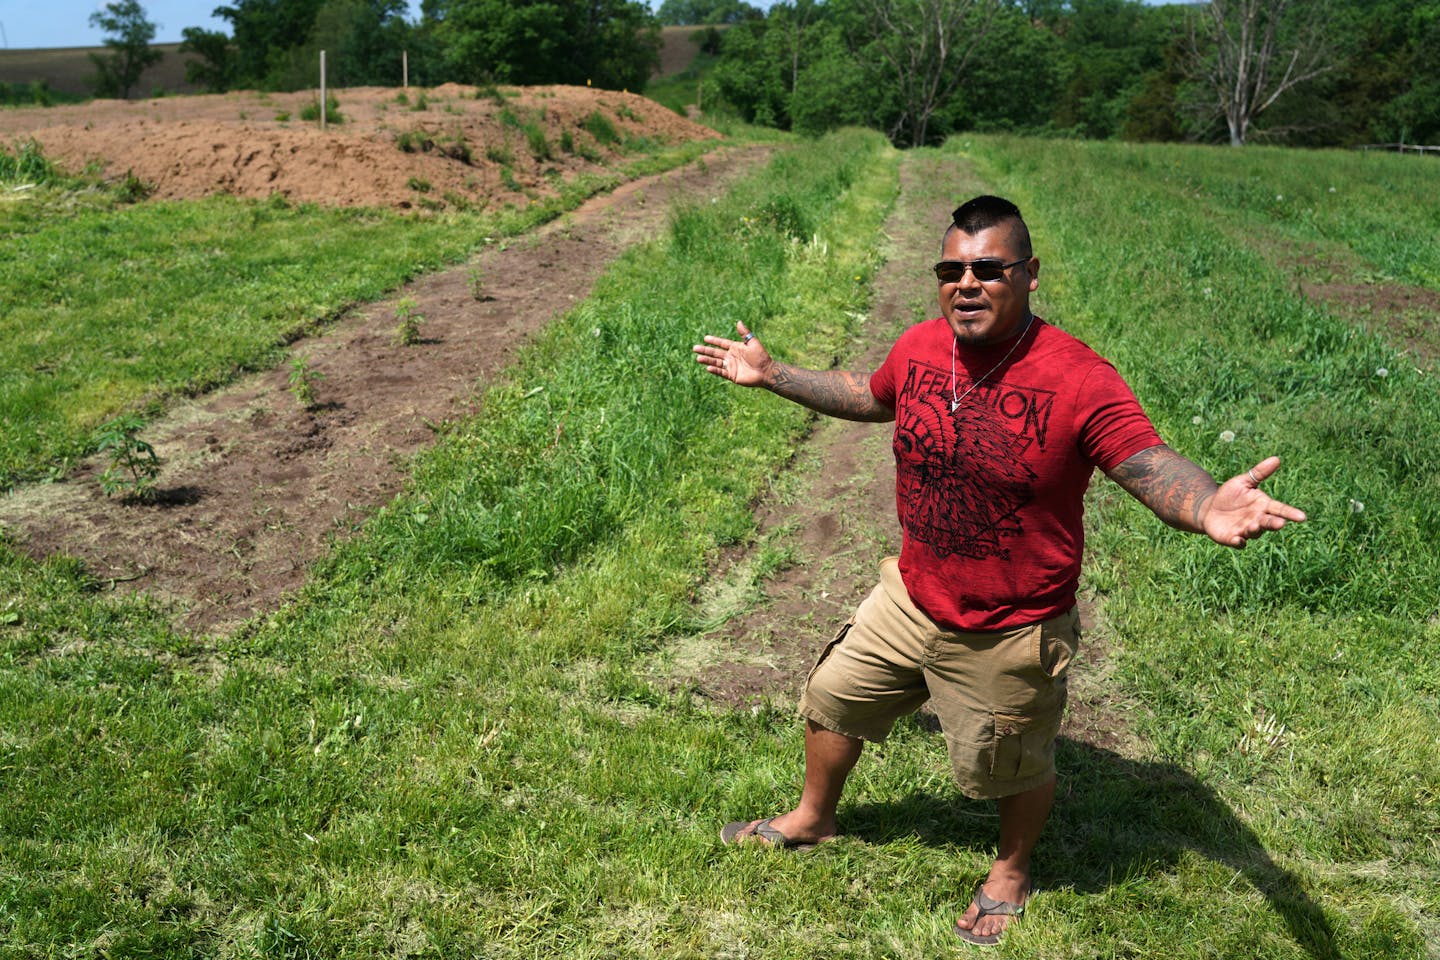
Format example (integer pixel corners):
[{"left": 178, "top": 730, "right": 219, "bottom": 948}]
[
  {"left": 719, "top": 817, "right": 822, "bottom": 851},
  {"left": 954, "top": 882, "right": 1028, "bottom": 947}
]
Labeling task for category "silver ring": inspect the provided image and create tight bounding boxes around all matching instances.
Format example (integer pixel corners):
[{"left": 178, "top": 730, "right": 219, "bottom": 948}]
[
  {"left": 742, "top": 332, "right": 755, "bottom": 343},
  {"left": 1248, "top": 468, "right": 1260, "bottom": 484}
]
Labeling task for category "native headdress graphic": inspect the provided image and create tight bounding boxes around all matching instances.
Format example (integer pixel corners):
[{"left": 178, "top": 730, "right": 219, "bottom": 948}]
[{"left": 893, "top": 381, "right": 1038, "bottom": 561}]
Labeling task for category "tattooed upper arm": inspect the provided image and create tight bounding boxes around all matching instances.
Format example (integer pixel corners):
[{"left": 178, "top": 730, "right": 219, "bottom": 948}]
[{"left": 1105, "top": 444, "right": 1218, "bottom": 532}]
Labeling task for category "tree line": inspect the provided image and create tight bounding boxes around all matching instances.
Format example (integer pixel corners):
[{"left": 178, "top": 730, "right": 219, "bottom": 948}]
[
  {"left": 80, "top": 0, "right": 662, "bottom": 99},
  {"left": 81, "top": 0, "right": 1438, "bottom": 149},
  {"left": 707, "top": 0, "right": 1440, "bottom": 148}
]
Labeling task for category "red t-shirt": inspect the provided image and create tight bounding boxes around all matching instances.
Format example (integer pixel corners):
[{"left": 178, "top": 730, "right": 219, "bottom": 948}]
[{"left": 869, "top": 316, "right": 1162, "bottom": 630}]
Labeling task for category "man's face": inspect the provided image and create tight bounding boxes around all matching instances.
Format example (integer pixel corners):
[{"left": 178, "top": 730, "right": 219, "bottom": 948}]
[{"left": 937, "top": 222, "right": 1038, "bottom": 346}]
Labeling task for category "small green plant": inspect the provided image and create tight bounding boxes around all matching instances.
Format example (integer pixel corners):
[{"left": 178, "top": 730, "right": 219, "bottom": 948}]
[
  {"left": 467, "top": 267, "right": 486, "bottom": 300},
  {"left": 410, "top": 93, "right": 429, "bottom": 111},
  {"left": 438, "top": 134, "right": 472, "bottom": 164},
  {"left": 485, "top": 143, "right": 513, "bottom": 165},
  {"left": 300, "top": 94, "right": 343, "bottom": 125},
  {"left": 392, "top": 298, "right": 425, "bottom": 346},
  {"left": 115, "top": 169, "right": 153, "bottom": 203},
  {"left": 394, "top": 91, "right": 409, "bottom": 106},
  {"left": 583, "top": 111, "right": 619, "bottom": 146},
  {"left": 499, "top": 166, "right": 522, "bottom": 192},
  {"left": 288, "top": 357, "right": 324, "bottom": 408},
  {"left": 0, "top": 139, "right": 59, "bottom": 183},
  {"left": 274, "top": 110, "right": 291, "bottom": 122},
  {"left": 397, "top": 129, "right": 434, "bottom": 153},
  {"left": 407, "top": 177, "right": 432, "bottom": 193},
  {"left": 559, "top": 130, "right": 575, "bottom": 154},
  {"left": 524, "top": 123, "right": 551, "bottom": 161},
  {"left": 95, "top": 415, "right": 161, "bottom": 502}
]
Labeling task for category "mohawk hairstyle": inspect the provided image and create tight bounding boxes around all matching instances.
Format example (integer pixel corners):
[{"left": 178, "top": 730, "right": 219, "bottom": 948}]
[{"left": 947, "top": 195, "right": 1031, "bottom": 257}]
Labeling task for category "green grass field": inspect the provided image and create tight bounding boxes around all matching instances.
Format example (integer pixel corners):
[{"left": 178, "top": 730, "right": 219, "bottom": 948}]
[{"left": 2, "top": 130, "right": 1437, "bottom": 957}]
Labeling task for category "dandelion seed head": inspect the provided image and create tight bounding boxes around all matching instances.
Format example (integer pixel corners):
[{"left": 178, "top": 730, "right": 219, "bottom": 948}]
[
  {"left": 1375, "top": 367, "right": 1389, "bottom": 378},
  {"left": 1349, "top": 499, "right": 1364, "bottom": 513},
  {"left": 1192, "top": 415, "right": 1203, "bottom": 425},
  {"left": 1220, "top": 430, "right": 1236, "bottom": 443}
]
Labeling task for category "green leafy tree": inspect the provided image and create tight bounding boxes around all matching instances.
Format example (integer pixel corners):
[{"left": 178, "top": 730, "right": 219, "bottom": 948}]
[
  {"left": 423, "top": 0, "right": 660, "bottom": 91},
  {"left": 214, "top": 0, "right": 325, "bottom": 88},
  {"left": 178, "top": 26, "right": 238, "bottom": 92},
  {"left": 711, "top": 14, "right": 793, "bottom": 126},
  {"left": 267, "top": 0, "right": 410, "bottom": 89},
  {"left": 88, "top": 0, "right": 163, "bottom": 99}
]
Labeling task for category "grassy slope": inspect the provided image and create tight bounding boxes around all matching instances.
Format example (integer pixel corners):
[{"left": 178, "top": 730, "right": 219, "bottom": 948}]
[{"left": 2, "top": 132, "right": 1437, "bottom": 957}]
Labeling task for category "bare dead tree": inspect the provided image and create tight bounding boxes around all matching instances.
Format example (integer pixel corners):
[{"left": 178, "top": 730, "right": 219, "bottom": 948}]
[
  {"left": 860, "top": 0, "right": 1003, "bottom": 148},
  {"left": 1189, "top": 0, "right": 1333, "bottom": 146}
]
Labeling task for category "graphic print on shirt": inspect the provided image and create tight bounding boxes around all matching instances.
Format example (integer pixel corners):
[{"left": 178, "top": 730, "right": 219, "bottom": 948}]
[{"left": 893, "top": 359, "right": 1055, "bottom": 561}]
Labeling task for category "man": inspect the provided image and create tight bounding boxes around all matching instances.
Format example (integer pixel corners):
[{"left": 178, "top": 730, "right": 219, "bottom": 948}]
[{"left": 691, "top": 196, "right": 1306, "bottom": 946}]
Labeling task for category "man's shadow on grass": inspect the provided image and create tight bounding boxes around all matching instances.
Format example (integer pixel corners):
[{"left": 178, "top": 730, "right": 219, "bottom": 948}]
[{"left": 843, "top": 737, "right": 1339, "bottom": 960}]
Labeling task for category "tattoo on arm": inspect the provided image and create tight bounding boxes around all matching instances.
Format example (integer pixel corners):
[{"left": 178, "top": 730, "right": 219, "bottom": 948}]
[
  {"left": 766, "top": 364, "right": 894, "bottom": 422},
  {"left": 1106, "top": 445, "right": 1217, "bottom": 532}
]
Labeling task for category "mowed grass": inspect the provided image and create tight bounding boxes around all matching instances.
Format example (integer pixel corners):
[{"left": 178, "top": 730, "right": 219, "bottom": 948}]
[
  {"left": 1, "top": 129, "right": 1437, "bottom": 958},
  {"left": 0, "top": 137, "right": 714, "bottom": 491}
]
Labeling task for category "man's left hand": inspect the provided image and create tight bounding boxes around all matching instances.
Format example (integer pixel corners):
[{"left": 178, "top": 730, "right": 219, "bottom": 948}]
[{"left": 1201, "top": 456, "right": 1307, "bottom": 548}]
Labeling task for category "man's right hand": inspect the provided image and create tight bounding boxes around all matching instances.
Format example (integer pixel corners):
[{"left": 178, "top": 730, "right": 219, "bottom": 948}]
[{"left": 692, "top": 321, "right": 771, "bottom": 388}]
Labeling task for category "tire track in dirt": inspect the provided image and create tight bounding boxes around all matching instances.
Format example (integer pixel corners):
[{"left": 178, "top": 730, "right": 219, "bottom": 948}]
[{"left": 0, "top": 145, "right": 770, "bottom": 634}]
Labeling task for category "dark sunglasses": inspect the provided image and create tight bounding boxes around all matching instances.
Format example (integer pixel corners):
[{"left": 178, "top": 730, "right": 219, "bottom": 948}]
[{"left": 933, "top": 257, "right": 1029, "bottom": 284}]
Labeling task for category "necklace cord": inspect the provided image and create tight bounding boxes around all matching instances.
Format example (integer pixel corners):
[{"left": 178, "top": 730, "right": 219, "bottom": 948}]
[{"left": 950, "top": 315, "right": 1035, "bottom": 412}]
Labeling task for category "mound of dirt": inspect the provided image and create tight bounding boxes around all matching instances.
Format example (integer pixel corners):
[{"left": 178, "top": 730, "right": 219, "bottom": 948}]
[{"left": 0, "top": 83, "right": 719, "bottom": 209}]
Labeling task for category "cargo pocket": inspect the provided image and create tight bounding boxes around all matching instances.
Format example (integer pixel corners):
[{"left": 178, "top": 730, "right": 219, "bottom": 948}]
[
  {"left": 1038, "top": 608, "right": 1080, "bottom": 679},
  {"left": 987, "top": 705, "right": 1063, "bottom": 782},
  {"left": 805, "top": 619, "right": 854, "bottom": 684}
]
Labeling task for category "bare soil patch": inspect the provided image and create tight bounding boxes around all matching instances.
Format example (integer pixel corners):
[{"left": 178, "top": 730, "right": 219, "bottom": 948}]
[
  {"left": 0, "top": 84, "right": 718, "bottom": 209},
  {"left": 0, "top": 143, "right": 769, "bottom": 633}
]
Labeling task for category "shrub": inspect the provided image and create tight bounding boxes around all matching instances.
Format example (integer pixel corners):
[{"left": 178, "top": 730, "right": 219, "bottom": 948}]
[
  {"left": 524, "top": 123, "right": 551, "bottom": 161},
  {"left": 583, "top": 111, "right": 619, "bottom": 146},
  {"left": 300, "top": 94, "right": 343, "bottom": 125}
]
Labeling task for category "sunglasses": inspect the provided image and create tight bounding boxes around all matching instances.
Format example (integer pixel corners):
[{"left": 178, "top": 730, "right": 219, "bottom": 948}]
[{"left": 933, "top": 257, "right": 1029, "bottom": 284}]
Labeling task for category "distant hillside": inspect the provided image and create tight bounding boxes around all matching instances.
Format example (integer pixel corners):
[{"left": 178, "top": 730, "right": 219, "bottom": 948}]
[
  {"left": 0, "top": 42, "right": 201, "bottom": 98},
  {"left": 0, "top": 25, "right": 713, "bottom": 101}
]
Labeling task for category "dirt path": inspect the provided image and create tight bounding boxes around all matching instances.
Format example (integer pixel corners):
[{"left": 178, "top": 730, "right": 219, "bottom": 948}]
[{"left": 0, "top": 145, "right": 769, "bottom": 633}]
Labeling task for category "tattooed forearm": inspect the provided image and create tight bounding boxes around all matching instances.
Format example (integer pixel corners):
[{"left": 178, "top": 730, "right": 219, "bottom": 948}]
[
  {"left": 1106, "top": 445, "right": 1218, "bottom": 532},
  {"left": 765, "top": 364, "right": 895, "bottom": 423}
]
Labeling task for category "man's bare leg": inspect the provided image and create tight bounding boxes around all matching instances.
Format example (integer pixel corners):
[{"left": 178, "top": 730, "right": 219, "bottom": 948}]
[
  {"left": 735, "top": 719, "right": 863, "bottom": 843},
  {"left": 955, "top": 775, "right": 1055, "bottom": 941}
]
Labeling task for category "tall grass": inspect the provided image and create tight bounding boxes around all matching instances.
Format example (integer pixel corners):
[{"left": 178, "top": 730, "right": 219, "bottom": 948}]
[
  {"left": 952, "top": 133, "right": 1438, "bottom": 956},
  {"left": 0, "top": 139, "right": 714, "bottom": 491}
]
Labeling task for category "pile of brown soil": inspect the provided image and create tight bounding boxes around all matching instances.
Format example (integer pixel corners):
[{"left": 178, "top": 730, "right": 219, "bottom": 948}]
[{"left": 0, "top": 83, "right": 719, "bottom": 209}]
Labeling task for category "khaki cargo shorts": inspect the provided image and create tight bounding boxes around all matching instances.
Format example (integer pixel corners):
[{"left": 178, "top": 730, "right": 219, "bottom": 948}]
[{"left": 797, "top": 557, "right": 1079, "bottom": 800}]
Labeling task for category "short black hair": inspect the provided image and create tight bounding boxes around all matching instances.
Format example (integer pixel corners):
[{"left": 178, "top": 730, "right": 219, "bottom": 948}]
[{"left": 946, "top": 195, "right": 1031, "bottom": 256}]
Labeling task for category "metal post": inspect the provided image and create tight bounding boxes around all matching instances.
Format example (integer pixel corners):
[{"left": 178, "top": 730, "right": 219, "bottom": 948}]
[
  {"left": 403, "top": 50, "right": 408, "bottom": 89},
  {"left": 320, "top": 50, "right": 327, "bottom": 131}
]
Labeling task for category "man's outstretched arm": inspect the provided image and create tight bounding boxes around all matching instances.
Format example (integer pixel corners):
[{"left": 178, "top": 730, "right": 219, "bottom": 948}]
[
  {"left": 692, "top": 321, "right": 895, "bottom": 423},
  {"left": 1106, "top": 445, "right": 1306, "bottom": 548}
]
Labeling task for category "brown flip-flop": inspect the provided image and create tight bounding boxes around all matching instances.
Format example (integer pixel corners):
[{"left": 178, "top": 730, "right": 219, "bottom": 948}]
[
  {"left": 719, "top": 817, "right": 824, "bottom": 851},
  {"left": 954, "top": 882, "right": 1029, "bottom": 947}
]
